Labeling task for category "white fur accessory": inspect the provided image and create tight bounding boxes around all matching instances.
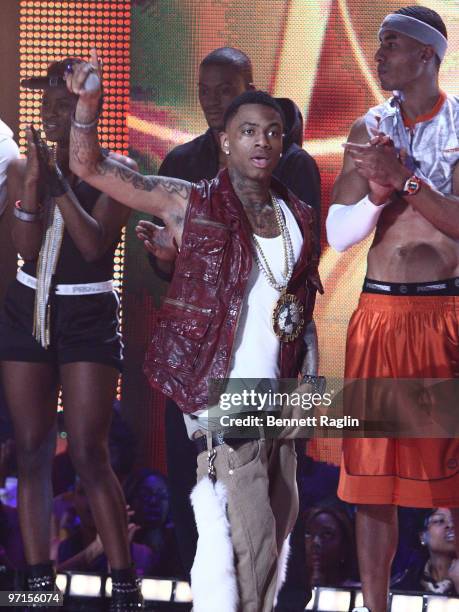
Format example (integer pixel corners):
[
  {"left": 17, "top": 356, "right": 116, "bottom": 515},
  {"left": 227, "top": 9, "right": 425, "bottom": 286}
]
[{"left": 190, "top": 477, "right": 238, "bottom": 612}]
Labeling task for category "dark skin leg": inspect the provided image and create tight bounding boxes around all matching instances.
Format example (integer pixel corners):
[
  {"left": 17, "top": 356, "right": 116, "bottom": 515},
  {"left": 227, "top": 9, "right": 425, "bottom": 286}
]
[
  {"left": 1, "top": 361, "right": 59, "bottom": 564},
  {"left": 356, "top": 504, "right": 398, "bottom": 612},
  {"left": 60, "top": 362, "right": 131, "bottom": 569}
]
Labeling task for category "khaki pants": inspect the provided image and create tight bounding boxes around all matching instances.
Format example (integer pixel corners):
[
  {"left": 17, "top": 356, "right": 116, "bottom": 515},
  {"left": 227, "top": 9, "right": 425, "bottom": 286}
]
[{"left": 196, "top": 439, "right": 298, "bottom": 612}]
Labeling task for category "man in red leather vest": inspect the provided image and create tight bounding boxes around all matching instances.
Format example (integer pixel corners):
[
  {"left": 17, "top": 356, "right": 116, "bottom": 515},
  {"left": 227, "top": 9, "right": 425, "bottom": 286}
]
[{"left": 67, "top": 55, "right": 322, "bottom": 611}]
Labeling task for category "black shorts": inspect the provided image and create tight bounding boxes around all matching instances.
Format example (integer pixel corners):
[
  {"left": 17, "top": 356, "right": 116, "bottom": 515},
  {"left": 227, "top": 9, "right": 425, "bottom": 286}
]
[{"left": 0, "top": 280, "right": 123, "bottom": 371}]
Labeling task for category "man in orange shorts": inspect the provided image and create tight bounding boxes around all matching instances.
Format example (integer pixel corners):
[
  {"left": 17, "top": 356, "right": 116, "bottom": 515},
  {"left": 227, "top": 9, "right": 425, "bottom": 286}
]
[{"left": 326, "top": 6, "right": 459, "bottom": 612}]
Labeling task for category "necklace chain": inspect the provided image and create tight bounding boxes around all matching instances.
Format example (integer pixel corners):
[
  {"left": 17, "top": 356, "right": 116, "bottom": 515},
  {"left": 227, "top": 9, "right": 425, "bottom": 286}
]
[{"left": 251, "top": 192, "right": 294, "bottom": 292}]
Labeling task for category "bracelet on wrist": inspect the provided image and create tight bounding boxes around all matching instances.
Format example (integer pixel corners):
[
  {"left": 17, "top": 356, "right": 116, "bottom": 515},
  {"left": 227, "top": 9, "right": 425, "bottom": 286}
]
[
  {"left": 13, "top": 200, "right": 44, "bottom": 222},
  {"left": 71, "top": 112, "right": 99, "bottom": 130}
]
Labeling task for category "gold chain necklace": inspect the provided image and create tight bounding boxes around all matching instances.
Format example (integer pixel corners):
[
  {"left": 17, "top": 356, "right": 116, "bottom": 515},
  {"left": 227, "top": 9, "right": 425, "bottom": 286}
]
[
  {"left": 251, "top": 192, "right": 294, "bottom": 291},
  {"left": 250, "top": 192, "right": 305, "bottom": 342}
]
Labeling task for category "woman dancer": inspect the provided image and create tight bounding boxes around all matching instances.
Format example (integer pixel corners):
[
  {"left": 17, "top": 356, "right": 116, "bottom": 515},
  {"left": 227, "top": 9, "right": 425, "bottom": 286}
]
[{"left": 0, "top": 58, "right": 143, "bottom": 610}]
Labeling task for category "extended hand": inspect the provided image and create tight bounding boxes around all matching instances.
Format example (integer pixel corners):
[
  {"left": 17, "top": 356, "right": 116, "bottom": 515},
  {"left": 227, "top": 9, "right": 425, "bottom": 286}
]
[
  {"left": 278, "top": 381, "right": 316, "bottom": 439},
  {"left": 135, "top": 220, "right": 178, "bottom": 262},
  {"left": 65, "top": 49, "right": 102, "bottom": 104}
]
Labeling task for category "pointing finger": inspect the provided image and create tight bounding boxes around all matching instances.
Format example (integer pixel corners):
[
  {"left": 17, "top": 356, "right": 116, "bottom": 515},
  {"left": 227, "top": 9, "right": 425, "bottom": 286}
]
[{"left": 89, "top": 48, "right": 99, "bottom": 70}]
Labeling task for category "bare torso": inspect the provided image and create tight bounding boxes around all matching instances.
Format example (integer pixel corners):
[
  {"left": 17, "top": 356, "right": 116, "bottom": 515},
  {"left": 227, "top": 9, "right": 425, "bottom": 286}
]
[
  {"left": 332, "top": 108, "right": 459, "bottom": 282},
  {"left": 368, "top": 198, "right": 459, "bottom": 281}
]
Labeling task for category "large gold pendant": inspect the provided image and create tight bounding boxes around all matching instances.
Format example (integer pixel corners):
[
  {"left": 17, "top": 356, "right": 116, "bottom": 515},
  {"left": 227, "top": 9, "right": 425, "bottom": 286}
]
[{"left": 272, "top": 292, "right": 304, "bottom": 342}]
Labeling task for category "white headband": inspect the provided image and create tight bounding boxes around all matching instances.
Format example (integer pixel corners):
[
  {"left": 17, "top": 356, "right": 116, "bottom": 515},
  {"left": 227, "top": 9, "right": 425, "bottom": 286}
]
[{"left": 378, "top": 13, "right": 448, "bottom": 61}]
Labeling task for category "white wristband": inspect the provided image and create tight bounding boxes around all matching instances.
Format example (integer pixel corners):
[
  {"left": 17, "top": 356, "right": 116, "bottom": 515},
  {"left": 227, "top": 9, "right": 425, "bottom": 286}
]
[{"left": 326, "top": 195, "right": 389, "bottom": 252}]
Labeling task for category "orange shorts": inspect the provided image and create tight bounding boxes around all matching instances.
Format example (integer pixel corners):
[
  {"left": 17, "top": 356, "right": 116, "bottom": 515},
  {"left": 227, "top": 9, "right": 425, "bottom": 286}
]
[{"left": 338, "top": 293, "right": 459, "bottom": 507}]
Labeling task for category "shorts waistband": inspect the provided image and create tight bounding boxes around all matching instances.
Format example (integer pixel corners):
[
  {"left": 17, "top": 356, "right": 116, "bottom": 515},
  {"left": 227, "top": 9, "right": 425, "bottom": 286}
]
[
  {"left": 357, "top": 292, "right": 459, "bottom": 313},
  {"left": 363, "top": 276, "right": 459, "bottom": 296},
  {"left": 17, "top": 269, "right": 114, "bottom": 296}
]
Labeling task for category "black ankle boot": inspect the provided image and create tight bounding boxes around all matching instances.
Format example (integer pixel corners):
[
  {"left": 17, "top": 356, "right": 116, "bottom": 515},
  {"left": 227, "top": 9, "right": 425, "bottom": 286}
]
[
  {"left": 27, "top": 561, "right": 55, "bottom": 591},
  {"left": 26, "top": 562, "right": 58, "bottom": 610},
  {"left": 110, "top": 567, "right": 144, "bottom": 611}
]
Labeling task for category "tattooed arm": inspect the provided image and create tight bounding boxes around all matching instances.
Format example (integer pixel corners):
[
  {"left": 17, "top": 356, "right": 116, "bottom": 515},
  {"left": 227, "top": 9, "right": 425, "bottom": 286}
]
[{"left": 66, "top": 50, "right": 190, "bottom": 244}]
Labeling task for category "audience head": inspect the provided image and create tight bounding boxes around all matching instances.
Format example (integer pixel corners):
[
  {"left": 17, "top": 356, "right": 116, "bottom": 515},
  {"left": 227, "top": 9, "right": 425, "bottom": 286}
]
[
  {"left": 420, "top": 508, "right": 455, "bottom": 558},
  {"left": 198, "top": 47, "right": 254, "bottom": 131},
  {"left": 305, "top": 504, "right": 357, "bottom": 586},
  {"left": 124, "top": 469, "right": 169, "bottom": 529}
]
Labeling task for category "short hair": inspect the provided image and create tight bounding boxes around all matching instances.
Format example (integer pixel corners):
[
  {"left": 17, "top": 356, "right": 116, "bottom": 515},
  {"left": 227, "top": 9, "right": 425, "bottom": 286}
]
[
  {"left": 394, "top": 6, "right": 447, "bottom": 39},
  {"left": 223, "top": 90, "right": 285, "bottom": 130},
  {"left": 394, "top": 6, "right": 447, "bottom": 66},
  {"left": 200, "top": 47, "right": 253, "bottom": 87}
]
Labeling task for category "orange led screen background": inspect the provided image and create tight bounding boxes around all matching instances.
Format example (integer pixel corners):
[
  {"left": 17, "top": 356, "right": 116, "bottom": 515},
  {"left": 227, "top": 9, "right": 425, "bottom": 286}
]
[{"left": 125, "top": 0, "right": 459, "bottom": 468}]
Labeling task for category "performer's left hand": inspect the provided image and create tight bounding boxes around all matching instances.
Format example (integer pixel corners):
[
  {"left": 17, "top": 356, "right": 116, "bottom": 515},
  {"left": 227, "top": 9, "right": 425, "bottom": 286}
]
[
  {"left": 65, "top": 49, "right": 102, "bottom": 126},
  {"left": 65, "top": 49, "right": 102, "bottom": 103},
  {"left": 278, "top": 380, "right": 317, "bottom": 439}
]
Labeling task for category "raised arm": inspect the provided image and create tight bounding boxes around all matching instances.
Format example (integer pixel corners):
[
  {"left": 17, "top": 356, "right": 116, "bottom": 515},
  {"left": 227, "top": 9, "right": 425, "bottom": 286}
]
[
  {"left": 66, "top": 50, "right": 190, "bottom": 245},
  {"left": 52, "top": 156, "right": 134, "bottom": 263}
]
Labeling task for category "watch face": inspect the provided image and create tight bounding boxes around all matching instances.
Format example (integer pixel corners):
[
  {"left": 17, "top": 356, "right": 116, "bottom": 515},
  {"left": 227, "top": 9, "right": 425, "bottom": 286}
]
[{"left": 403, "top": 175, "right": 421, "bottom": 195}]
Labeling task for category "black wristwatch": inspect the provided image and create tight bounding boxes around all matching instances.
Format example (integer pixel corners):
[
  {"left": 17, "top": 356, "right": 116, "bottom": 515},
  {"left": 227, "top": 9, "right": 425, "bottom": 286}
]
[{"left": 301, "top": 374, "right": 326, "bottom": 394}]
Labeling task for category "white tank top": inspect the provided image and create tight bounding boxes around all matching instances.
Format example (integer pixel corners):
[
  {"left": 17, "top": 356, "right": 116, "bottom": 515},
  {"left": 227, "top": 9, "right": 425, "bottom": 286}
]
[
  {"left": 183, "top": 197, "right": 304, "bottom": 437},
  {"left": 227, "top": 198, "right": 303, "bottom": 380}
]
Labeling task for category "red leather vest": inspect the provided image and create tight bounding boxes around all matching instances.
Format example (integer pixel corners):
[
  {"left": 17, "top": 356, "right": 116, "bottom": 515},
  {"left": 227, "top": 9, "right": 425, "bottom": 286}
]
[{"left": 143, "top": 169, "right": 323, "bottom": 413}]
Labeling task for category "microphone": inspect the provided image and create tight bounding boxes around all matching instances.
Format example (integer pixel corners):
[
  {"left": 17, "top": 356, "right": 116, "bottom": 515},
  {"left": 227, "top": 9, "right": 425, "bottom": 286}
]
[
  {"left": 82, "top": 70, "right": 101, "bottom": 95},
  {"left": 65, "top": 61, "right": 100, "bottom": 95}
]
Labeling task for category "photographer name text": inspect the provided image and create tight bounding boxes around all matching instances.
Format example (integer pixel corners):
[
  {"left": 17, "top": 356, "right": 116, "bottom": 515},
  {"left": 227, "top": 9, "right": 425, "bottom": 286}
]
[{"left": 219, "top": 415, "right": 359, "bottom": 430}]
